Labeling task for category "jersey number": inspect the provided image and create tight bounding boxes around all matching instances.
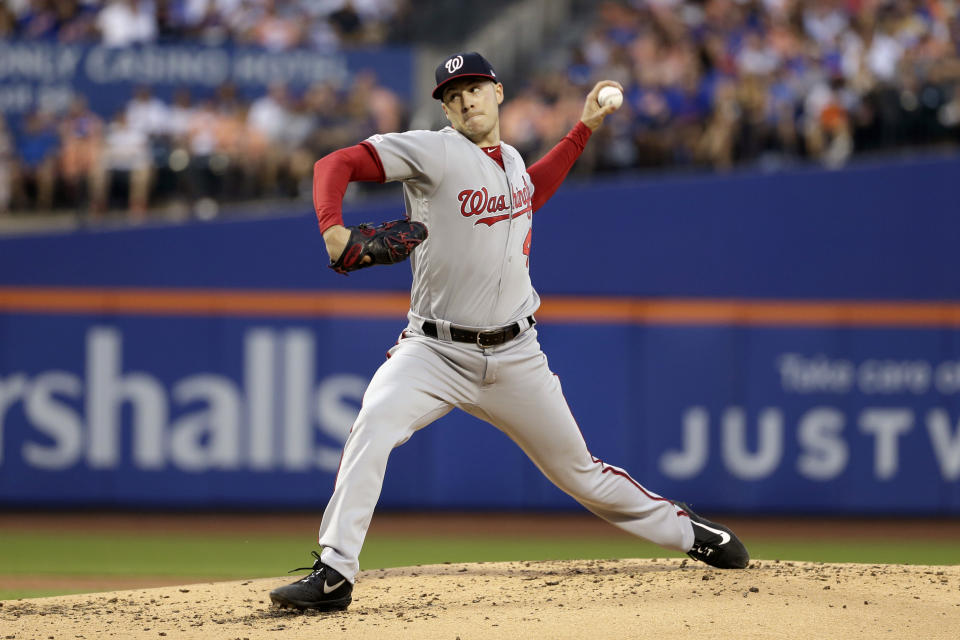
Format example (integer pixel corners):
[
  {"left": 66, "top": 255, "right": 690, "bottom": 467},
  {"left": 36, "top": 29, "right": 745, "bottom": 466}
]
[{"left": 522, "top": 228, "right": 532, "bottom": 267}]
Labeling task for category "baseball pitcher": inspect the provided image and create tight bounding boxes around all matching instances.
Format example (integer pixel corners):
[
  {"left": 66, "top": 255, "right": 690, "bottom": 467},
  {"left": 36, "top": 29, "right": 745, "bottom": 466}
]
[{"left": 270, "top": 52, "right": 749, "bottom": 611}]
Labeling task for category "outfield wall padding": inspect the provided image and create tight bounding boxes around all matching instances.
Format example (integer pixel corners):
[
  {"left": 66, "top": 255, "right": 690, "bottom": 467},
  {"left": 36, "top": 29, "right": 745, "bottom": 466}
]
[{"left": 1, "top": 155, "right": 958, "bottom": 514}]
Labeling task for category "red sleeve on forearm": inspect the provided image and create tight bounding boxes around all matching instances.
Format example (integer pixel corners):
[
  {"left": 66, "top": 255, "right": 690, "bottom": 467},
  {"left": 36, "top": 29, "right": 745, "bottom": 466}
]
[
  {"left": 313, "top": 142, "right": 386, "bottom": 232},
  {"left": 528, "top": 121, "right": 592, "bottom": 212}
]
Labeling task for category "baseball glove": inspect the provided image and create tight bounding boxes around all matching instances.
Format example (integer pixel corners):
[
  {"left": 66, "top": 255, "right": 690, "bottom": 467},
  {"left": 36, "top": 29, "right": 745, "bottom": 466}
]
[{"left": 329, "top": 219, "right": 428, "bottom": 274}]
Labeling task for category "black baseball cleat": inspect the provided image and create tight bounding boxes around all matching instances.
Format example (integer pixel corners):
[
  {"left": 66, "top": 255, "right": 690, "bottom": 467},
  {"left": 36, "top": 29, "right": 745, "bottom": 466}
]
[
  {"left": 675, "top": 502, "right": 749, "bottom": 569},
  {"left": 269, "top": 551, "right": 353, "bottom": 611}
]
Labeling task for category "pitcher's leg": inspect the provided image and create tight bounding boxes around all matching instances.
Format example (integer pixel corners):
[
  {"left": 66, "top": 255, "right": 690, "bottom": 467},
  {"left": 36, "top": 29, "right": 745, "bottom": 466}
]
[
  {"left": 499, "top": 395, "right": 692, "bottom": 550},
  {"left": 318, "top": 340, "right": 458, "bottom": 581},
  {"left": 478, "top": 336, "right": 694, "bottom": 552}
]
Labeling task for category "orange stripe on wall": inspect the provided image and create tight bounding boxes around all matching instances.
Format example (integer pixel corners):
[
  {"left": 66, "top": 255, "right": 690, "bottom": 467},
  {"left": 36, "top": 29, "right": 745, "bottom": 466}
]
[
  {"left": 0, "top": 287, "right": 410, "bottom": 318},
  {"left": 1, "top": 286, "right": 960, "bottom": 327},
  {"left": 538, "top": 298, "right": 960, "bottom": 327}
]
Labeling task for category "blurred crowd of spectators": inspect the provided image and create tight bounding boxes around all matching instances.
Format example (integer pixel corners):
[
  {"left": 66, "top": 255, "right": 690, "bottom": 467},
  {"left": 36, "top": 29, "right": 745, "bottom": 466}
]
[
  {"left": 3, "top": 0, "right": 960, "bottom": 220},
  {"left": 0, "top": 78, "right": 405, "bottom": 218},
  {"left": 503, "top": 0, "right": 960, "bottom": 173},
  {"left": 0, "top": 0, "right": 412, "bottom": 218},
  {"left": 0, "top": 0, "right": 408, "bottom": 49}
]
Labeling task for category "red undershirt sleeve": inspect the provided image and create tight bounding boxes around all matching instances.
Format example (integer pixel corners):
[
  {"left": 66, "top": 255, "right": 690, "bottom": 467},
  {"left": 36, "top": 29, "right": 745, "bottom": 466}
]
[
  {"left": 528, "top": 121, "right": 592, "bottom": 212},
  {"left": 313, "top": 142, "right": 386, "bottom": 233}
]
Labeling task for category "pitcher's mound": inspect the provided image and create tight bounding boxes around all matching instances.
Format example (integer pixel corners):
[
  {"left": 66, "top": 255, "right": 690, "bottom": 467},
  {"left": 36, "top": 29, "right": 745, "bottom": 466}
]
[{"left": 3, "top": 558, "right": 958, "bottom": 639}]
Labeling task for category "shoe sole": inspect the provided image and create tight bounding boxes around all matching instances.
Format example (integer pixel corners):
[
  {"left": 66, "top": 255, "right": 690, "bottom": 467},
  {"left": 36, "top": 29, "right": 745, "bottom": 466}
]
[
  {"left": 269, "top": 592, "right": 352, "bottom": 611},
  {"left": 686, "top": 545, "right": 749, "bottom": 569}
]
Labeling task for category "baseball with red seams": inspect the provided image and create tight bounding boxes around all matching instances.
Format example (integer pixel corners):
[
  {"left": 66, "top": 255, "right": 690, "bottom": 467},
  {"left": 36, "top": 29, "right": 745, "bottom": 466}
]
[{"left": 597, "top": 86, "right": 623, "bottom": 109}]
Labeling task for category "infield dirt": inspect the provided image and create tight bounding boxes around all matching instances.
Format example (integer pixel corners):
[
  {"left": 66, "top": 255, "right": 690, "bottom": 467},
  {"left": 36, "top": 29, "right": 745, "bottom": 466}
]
[{"left": 3, "top": 558, "right": 958, "bottom": 639}]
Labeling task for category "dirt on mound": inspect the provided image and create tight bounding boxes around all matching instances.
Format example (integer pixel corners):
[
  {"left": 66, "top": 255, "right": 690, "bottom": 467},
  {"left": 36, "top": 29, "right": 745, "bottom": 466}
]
[{"left": 2, "top": 558, "right": 958, "bottom": 639}]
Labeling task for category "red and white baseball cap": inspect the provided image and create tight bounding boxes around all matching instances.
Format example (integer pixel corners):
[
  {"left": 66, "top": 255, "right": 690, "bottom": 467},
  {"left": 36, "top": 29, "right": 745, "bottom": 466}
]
[{"left": 432, "top": 52, "right": 498, "bottom": 100}]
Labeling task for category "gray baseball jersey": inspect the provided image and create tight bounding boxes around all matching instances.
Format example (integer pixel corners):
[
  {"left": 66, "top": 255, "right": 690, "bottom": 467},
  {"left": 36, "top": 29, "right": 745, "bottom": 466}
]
[
  {"left": 313, "top": 125, "right": 696, "bottom": 584},
  {"left": 365, "top": 127, "right": 537, "bottom": 328}
]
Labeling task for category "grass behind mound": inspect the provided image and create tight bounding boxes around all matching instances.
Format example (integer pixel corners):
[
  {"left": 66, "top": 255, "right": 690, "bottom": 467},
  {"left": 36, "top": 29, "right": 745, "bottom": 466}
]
[{"left": 2, "top": 531, "right": 959, "bottom": 600}]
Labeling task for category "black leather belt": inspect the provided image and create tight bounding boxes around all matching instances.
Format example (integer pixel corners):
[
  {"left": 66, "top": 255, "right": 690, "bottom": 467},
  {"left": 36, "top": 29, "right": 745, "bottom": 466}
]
[{"left": 422, "top": 316, "right": 535, "bottom": 348}]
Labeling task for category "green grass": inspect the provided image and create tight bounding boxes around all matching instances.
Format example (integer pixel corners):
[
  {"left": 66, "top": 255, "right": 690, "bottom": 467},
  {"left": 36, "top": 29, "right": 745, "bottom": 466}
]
[
  {"left": 739, "top": 539, "right": 960, "bottom": 566},
  {"left": 2, "top": 531, "right": 958, "bottom": 600}
]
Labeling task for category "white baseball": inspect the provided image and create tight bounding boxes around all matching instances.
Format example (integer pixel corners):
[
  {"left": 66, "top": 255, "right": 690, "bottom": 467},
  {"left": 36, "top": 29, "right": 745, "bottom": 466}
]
[{"left": 597, "top": 86, "right": 623, "bottom": 109}]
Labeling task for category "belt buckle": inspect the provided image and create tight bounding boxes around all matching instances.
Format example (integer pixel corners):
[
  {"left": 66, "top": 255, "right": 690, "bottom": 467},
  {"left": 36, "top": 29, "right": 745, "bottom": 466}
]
[{"left": 476, "top": 329, "right": 500, "bottom": 348}]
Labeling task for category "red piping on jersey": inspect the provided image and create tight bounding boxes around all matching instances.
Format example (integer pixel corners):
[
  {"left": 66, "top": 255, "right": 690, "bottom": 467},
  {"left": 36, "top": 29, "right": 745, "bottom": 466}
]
[
  {"left": 549, "top": 368, "right": 679, "bottom": 511},
  {"left": 331, "top": 425, "right": 353, "bottom": 492},
  {"left": 590, "top": 454, "right": 676, "bottom": 506},
  {"left": 385, "top": 330, "right": 409, "bottom": 359}
]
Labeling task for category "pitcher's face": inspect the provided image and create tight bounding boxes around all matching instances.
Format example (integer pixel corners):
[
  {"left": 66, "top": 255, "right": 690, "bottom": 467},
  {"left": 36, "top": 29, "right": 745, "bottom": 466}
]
[{"left": 441, "top": 78, "right": 504, "bottom": 147}]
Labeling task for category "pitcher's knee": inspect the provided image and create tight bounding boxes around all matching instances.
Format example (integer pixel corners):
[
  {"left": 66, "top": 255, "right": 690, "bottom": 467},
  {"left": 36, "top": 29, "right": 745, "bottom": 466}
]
[
  {"left": 544, "top": 466, "right": 597, "bottom": 501},
  {"left": 547, "top": 461, "right": 645, "bottom": 511}
]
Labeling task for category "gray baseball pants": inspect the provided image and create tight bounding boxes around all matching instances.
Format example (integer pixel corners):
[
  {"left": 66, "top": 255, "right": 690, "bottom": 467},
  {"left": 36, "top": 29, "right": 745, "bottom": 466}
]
[{"left": 318, "top": 326, "right": 695, "bottom": 581}]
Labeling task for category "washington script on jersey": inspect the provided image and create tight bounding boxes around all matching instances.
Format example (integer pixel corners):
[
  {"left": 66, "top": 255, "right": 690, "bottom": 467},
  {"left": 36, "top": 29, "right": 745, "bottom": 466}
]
[
  {"left": 0, "top": 327, "right": 364, "bottom": 473},
  {"left": 457, "top": 177, "right": 532, "bottom": 226}
]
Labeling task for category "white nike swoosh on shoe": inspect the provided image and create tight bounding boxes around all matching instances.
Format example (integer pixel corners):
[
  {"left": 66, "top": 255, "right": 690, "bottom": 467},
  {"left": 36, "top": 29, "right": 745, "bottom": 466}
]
[
  {"left": 692, "top": 521, "right": 731, "bottom": 545},
  {"left": 323, "top": 578, "right": 346, "bottom": 594}
]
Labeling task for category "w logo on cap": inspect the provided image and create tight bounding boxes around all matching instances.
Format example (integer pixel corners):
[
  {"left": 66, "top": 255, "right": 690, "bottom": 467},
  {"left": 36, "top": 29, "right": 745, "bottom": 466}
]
[
  {"left": 445, "top": 55, "right": 464, "bottom": 73},
  {"left": 432, "top": 52, "right": 497, "bottom": 99}
]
